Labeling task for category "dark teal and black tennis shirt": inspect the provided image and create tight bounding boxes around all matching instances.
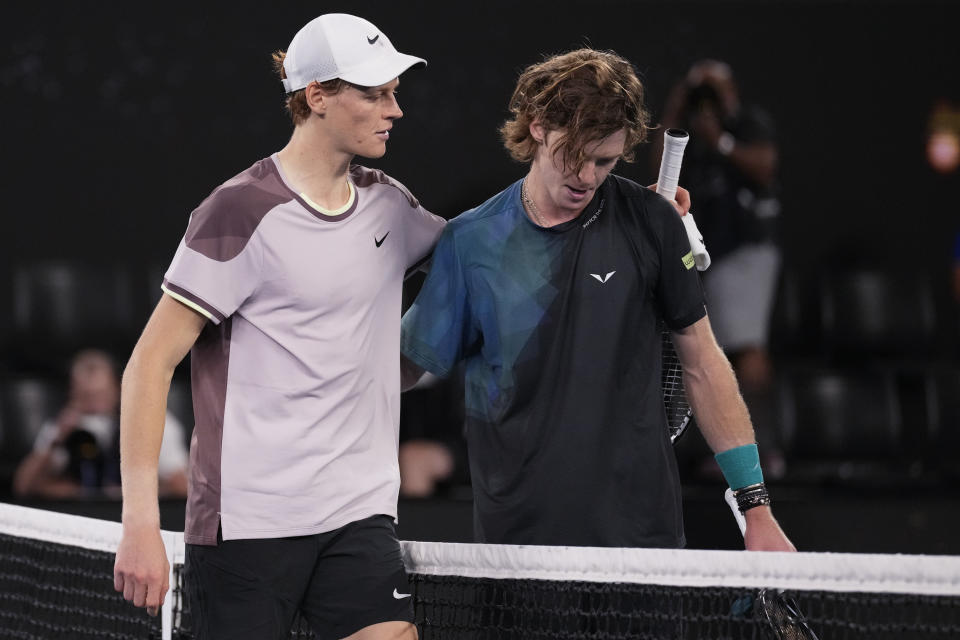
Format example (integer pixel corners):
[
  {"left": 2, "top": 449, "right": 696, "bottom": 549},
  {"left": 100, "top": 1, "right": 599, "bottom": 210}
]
[{"left": 401, "top": 174, "right": 706, "bottom": 548}]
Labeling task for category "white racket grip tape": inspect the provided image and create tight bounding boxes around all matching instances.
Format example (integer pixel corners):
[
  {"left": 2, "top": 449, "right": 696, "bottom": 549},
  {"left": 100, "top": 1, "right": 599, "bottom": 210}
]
[
  {"left": 657, "top": 129, "right": 688, "bottom": 202},
  {"left": 724, "top": 488, "right": 748, "bottom": 537},
  {"left": 657, "top": 129, "right": 711, "bottom": 272},
  {"left": 682, "top": 213, "right": 711, "bottom": 271}
]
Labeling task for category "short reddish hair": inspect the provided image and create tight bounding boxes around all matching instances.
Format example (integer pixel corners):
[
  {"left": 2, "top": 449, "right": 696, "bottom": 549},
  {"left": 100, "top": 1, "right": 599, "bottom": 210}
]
[
  {"left": 500, "top": 49, "right": 651, "bottom": 172},
  {"left": 271, "top": 50, "right": 349, "bottom": 126}
]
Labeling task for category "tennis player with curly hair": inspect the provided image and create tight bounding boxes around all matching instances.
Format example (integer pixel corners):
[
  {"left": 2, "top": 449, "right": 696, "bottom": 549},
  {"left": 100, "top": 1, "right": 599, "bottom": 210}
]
[{"left": 401, "top": 49, "right": 795, "bottom": 552}]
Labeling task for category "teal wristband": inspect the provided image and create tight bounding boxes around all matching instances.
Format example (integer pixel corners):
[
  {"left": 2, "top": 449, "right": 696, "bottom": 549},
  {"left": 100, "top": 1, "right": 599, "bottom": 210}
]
[{"left": 715, "top": 443, "right": 764, "bottom": 490}]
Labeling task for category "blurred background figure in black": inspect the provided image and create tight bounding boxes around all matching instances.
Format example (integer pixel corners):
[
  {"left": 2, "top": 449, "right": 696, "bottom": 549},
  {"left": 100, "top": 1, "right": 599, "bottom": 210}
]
[
  {"left": 656, "top": 59, "right": 784, "bottom": 478},
  {"left": 953, "top": 231, "right": 960, "bottom": 305},
  {"left": 12, "top": 349, "right": 188, "bottom": 499}
]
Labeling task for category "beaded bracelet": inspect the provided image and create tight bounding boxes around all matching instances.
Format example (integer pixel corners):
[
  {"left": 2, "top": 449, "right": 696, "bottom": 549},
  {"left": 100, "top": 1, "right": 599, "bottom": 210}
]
[{"left": 733, "top": 482, "right": 771, "bottom": 513}]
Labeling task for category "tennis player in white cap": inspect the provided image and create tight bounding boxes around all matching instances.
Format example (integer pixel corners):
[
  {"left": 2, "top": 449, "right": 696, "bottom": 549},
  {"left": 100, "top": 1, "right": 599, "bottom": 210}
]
[{"left": 114, "top": 14, "right": 444, "bottom": 640}]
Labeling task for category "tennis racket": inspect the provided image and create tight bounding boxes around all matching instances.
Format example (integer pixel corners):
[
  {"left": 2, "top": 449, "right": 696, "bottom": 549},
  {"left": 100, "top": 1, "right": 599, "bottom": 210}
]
[
  {"left": 656, "top": 129, "right": 710, "bottom": 442},
  {"left": 724, "top": 491, "right": 820, "bottom": 639},
  {"left": 659, "top": 132, "right": 814, "bottom": 639}
]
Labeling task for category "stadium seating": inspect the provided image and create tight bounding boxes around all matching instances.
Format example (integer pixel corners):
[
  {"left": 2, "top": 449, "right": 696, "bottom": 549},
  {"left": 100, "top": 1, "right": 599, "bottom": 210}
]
[
  {"left": 776, "top": 366, "right": 910, "bottom": 483},
  {"left": 7, "top": 262, "right": 141, "bottom": 372},
  {"left": 0, "top": 377, "right": 66, "bottom": 498},
  {"left": 819, "top": 269, "right": 938, "bottom": 360}
]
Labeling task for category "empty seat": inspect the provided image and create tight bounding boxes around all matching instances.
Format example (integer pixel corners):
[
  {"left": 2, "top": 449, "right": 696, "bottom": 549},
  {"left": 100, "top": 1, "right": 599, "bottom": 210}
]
[
  {"left": 819, "top": 269, "right": 937, "bottom": 358},
  {"left": 9, "top": 262, "right": 139, "bottom": 369},
  {"left": 925, "top": 368, "right": 960, "bottom": 476},
  {"left": 0, "top": 377, "right": 66, "bottom": 495},
  {"left": 777, "top": 368, "right": 905, "bottom": 482},
  {"left": 768, "top": 267, "right": 821, "bottom": 359}
]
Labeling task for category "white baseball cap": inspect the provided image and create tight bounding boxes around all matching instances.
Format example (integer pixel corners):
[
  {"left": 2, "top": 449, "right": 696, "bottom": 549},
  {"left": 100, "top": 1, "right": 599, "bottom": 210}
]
[{"left": 281, "top": 14, "right": 427, "bottom": 92}]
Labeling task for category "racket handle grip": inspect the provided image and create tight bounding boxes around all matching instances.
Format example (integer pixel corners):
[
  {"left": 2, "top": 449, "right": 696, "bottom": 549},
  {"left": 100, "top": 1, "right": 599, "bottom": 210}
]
[
  {"left": 724, "top": 488, "right": 747, "bottom": 537},
  {"left": 657, "top": 129, "right": 711, "bottom": 272},
  {"left": 656, "top": 129, "right": 688, "bottom": 202}
]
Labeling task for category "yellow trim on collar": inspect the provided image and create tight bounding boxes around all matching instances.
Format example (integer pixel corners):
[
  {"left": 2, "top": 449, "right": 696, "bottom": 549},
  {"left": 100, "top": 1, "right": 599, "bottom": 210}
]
[{"left": 299, "top": 181, "right": 355, "bottom": 216}]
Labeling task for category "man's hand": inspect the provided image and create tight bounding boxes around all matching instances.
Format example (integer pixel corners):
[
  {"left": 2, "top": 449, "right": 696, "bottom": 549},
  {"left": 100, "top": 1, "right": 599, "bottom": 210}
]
[
  {"left": 743, "top": 506, "right": 796, "bottom": 552},
  {"left": 114, "top": 522, "right": 170, "bottom": 617},
  {"left": 399, "top": 439, "right": 455, "bottom": 497},
  {"left": 648, "top": 184, "right": 692, "bottom": 216}
]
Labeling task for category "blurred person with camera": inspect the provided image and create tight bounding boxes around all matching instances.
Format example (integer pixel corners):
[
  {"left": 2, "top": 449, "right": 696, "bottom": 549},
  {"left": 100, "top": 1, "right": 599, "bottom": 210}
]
[
  {"left": 12, "top": 349, "right": 188, "bottom": 499},
  {"left": 656, "top": 59, "right": 785, "bottom": 478}
]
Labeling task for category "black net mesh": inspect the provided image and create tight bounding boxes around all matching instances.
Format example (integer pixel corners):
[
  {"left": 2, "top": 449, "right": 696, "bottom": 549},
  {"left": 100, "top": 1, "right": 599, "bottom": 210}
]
[
  {"left": 167, "top": 561, "right": 960, "bottom": 639},
  {"left": 407, "top": 574, "right": 960, "bottom": 640},
  {"left": 2, "top": 511, "right": 960, "bottom": 640},
  {"left": 0, "top": 532, "right": 163, "bottom": 639}
]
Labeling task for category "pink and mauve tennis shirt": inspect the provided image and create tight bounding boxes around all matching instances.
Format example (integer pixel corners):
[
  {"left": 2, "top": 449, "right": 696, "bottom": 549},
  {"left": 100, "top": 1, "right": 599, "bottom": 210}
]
[{"left": 162, "top": 154, "right": 445, "bottom": 545}]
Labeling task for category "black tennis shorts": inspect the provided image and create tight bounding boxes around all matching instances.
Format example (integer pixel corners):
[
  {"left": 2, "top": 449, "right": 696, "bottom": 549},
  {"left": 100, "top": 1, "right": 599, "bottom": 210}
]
[{"left": 184, "top": 514, "right": 414, "bottom": 640}]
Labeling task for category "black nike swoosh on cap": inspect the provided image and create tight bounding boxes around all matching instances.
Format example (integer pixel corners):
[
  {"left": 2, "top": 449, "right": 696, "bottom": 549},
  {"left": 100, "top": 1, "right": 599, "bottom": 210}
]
[{"left": 367, "top": 35, "right": 379, "bottom": 44}]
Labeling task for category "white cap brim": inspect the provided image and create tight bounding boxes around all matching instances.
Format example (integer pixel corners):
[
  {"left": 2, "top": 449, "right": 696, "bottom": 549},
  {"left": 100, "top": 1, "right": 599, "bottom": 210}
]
[{"left": 336, "top": 51, "right": 426, "bottom": 87}]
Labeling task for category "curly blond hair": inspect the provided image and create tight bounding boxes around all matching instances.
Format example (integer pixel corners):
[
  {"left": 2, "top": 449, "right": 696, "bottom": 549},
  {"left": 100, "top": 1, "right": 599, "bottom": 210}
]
[{"left": 500, "top": 49, "right": 651, "bottom": 173}]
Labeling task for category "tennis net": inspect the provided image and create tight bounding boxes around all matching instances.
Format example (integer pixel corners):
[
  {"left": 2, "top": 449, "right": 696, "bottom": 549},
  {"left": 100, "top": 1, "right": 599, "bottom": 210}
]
[{"left": 2, "top": 503, "right": 959, "bottom": 639}]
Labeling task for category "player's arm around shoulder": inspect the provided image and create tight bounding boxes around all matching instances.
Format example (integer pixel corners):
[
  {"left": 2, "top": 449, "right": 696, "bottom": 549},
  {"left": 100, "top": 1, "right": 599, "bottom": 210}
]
[
  {"left": 671, "top": 316, "right": 795, "bottom": 553},
  {"left": 114, "top": 294, "right": 207, "bottom": 615}
]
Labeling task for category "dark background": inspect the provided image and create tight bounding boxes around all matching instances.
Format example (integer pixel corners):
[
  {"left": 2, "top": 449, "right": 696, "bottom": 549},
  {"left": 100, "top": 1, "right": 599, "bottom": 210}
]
[
  {"left": 2, "top": 1, "right": 959, "bottom": 553},
  {"left": 2, "top": 1, "right": 958, "bottom": 277}
]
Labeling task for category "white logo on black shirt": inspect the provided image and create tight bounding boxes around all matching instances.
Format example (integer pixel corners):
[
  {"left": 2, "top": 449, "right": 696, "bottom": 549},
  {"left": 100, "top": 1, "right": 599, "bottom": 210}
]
[
  {"left": 589, "top": 271, "right": 616, "bottom": 283},
  {"left": 393, "top": 588, "right": 412, "bottom": 599},
  {"left": 582, "top": 198, "right": 606, "bottom": 229}
]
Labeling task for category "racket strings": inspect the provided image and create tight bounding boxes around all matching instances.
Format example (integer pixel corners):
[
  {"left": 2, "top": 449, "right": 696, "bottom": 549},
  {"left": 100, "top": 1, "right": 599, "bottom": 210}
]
[
  {"left": 661, "top": 328, "right": 692, "bottom": 441},
  {"left": 756, "top": 589, "right": 821, "bottom": 640}
]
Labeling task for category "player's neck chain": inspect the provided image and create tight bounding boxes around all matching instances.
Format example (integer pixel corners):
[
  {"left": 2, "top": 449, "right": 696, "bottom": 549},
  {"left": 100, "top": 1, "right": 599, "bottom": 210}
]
[{"left": 520, "top": 177, "right": 548, "bottom": 228}]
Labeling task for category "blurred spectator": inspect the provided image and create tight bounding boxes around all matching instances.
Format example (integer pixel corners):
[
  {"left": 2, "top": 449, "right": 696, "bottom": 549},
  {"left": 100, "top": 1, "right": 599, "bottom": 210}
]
[
  {"left": 953, "top": 232, "right": 960, "bottom": 304},
  {"left": 12, "top": 349, "right": 188, "bottom": 499},
  {"left": 926, "top": 100, "right": 960, "bottom": 175},
  {"left": 658, "top": 59, "right": 784, "bottom": 476}
]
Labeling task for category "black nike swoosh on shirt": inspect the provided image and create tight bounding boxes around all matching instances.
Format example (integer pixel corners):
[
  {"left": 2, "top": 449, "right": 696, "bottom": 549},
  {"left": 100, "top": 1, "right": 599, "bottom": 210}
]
[
  {"left": 375, "top": 232, "right": 390, "bottom": 247},
  {"left": 367, "top": 35, "right": 379, "bottom": 44}
]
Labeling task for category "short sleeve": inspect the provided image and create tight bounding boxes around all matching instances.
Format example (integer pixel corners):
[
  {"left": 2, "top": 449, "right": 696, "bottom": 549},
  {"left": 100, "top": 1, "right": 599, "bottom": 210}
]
[
  {"left": 655, "top": 203, "right": 707, "bottom": 330},
  {"left": 403, "top": 204, "right": 446, "bottom": 274},
  {"left": 401, "top": 226, "right": 478, "bottom": 377},
  {"left": 161, "top": 213, "right": 263, "bottom": 324}
]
